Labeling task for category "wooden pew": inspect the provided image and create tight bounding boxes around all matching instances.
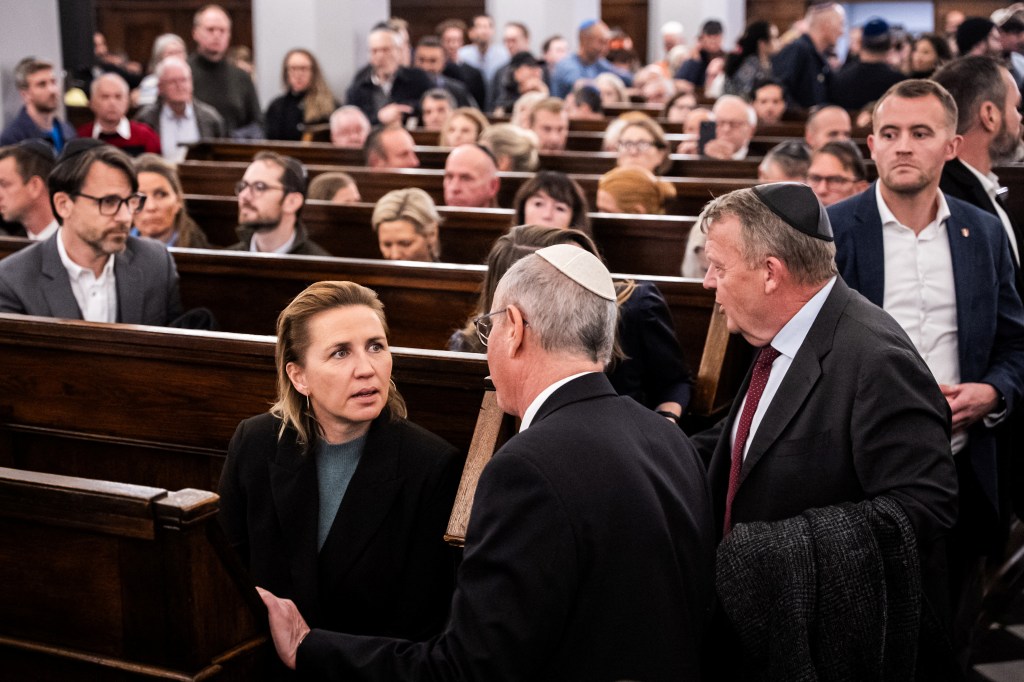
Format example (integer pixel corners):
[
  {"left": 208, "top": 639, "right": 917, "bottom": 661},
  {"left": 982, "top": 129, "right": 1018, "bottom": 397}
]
[
  {"left": 0, "top": 313, "right": 491, "bottom": 493},
  {"left": 0, "top": 467, "right": 271, "bottom": 680},
  {"left": 176, "top": 160, "right": 755, "bottom": 217},
  {"left": 183, "top": 194, "right": 696, "bottom": 276}
]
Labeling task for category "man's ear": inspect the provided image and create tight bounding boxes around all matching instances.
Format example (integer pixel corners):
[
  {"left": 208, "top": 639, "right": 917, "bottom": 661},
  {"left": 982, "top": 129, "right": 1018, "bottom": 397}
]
[
  {"left": 763, "top": 256, "right": 787, "bottom": 295},
  {"left": 979, "top": 100, "right": 999, "bottom": 133},
  {"left": 53, "top": 192, "right": 74, "bottom": 221},
  {"left": 504, "top": 304, "right": 527, "bottom": 357},
  {"left": 283, "top": 191, "right": 304, "bottom": 215},
  {"left": 26, "top": 175, "right": 47, "bottom": 200}
]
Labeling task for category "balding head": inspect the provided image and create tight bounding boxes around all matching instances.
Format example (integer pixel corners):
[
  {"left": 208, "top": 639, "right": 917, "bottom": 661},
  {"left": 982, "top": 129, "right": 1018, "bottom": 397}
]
[
  {"left": 192, "top": 4, "right": 232, "bottom": 61},
  {"left": 805, "top": 106, "right": 852, "bottom": 149},
  {"left": 807, "top": 3, "right": 846, "bottom": 51},
  {"left": 579, "top": 21, "right": 612, "bottom": 62},
  {"left": 156, "top": 56, "right": 194, "bottom": 108},
  {"left": 90, "top": 73, "right": 130, "bottom": 129},
  {"left": 443, "top": 144, "right": 500, "bottom": 207},
  {"left": 713, "top": 95, "right": 756, "bottom": 151}
]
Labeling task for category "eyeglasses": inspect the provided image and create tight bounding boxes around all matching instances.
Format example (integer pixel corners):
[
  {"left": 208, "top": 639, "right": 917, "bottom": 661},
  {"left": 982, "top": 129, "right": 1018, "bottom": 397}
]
[
  {"left": 617, "top": 140, "right": 662, "bottom": 153},
  {"left": 234, "top": 180, "right": 288, "bottom": 197},
  {"left": 807, "top": 174, "right": 856, "bottom": 188},
  {"left": 715, "top": 119, "right": 751, "bottom": 130},
  {"left": 74, "top": 192, "right": 146, "bottom": 215},
  {"left": 472, "top": 308, "right": 506, "bottom": 346}
]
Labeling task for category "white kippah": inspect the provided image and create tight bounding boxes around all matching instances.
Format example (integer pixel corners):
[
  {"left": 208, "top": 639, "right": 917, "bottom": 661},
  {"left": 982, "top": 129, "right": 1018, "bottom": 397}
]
[{"left": 535, "top": 244, "right": 616, "bottom": 301}]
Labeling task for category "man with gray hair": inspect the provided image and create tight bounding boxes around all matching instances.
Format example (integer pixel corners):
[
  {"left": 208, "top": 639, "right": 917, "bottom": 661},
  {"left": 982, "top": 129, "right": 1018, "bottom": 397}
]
[
  {"left": 704, "top": 95, "right": 756, "bottom": 159},
  {"left": 258, "top": 244, "right": 716, "bottom": 679},
  {"left": 133, "top": 56, "right": 225, "bottom": 161},
  {"left": 695, "top": 182, "right": 958, "bottom": 675},
  {"left": 76, "top": 73, "right": 160, "bottom": 157}
]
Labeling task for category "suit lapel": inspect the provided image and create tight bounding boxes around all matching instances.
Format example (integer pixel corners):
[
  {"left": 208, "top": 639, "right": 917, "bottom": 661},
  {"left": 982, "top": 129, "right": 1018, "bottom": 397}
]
[
  {"left": 40, "top": 236, "right": 83, "bottom": 319},
  {"left": 850, "top": 186, "right": 886, "bottom": 307},
  {"left": 738, "top": 281, "right": 848, "bottom": 485},
  {"left": 945, "top": 200, "right": 978, "bottom": 376},
  {"left": 317, "top": 417, "right": 402, "bottom": 582},
  {"left": 114, "top": 244, "right": 142, "bottom": 323},
  {"left": 268, "top": 433, "right": 321, "bottom": 621}
]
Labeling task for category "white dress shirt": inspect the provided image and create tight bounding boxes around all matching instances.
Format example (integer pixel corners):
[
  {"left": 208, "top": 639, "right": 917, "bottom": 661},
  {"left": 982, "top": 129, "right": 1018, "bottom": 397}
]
[
  {"left": 249, "top": 229, "right": 296, "bottom": 254},
  {"left": 29, "top": 219, "right": 58, "bottom": 242},
  {"left": 961, "top": 159, "right": 1019, "bottom": 264},
  {"left": 159, "top": 103, "right": 201, "bottom": 162},
  {"left": 520, "top": 372, "right": 595, "bottom": 432},
  {"left": 876, "top": 184, "right": 966, "bottom": 453},
  {"left": 730, "top": 277, "right": 837, "bottom": 460},
  {"left": 56, "top": 229, "right": 117, "bottom": 323},
  {"left": 90, "top": 117, "right": 131, "bottom": 140}
]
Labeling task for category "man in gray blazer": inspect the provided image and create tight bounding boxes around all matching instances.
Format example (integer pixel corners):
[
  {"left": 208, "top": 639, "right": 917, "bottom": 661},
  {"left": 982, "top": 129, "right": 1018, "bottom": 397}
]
[{"left": 0, "top": 142, "right": 182, "bottom": 326}]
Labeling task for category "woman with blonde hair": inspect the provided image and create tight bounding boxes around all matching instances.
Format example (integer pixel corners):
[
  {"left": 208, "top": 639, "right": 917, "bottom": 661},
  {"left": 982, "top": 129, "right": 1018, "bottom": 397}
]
[
  {"left": 131, "top": 153, "right": 210, "bottom": 248},
  {"left": 478, "top": 123, "right": 539, "bottom": 172},
  {"left": 594, "top": 72, "right": 628, "bottom": 106},
  {"left": 219, "top": 281, "right": 460, "bottom": 663},
  {"left": 596, "top": 166, "right": 677, "bottom": 214},
  {"left": 265, "top": 48, "right": 338, "bottom": 140},
  {"left": 438, "top": 107, "right": 489, "bottom": 147},
  {"left": 371, "top": 188, "right": 442, "bottom": 262},
  {"left": 448, "top": 225, "right": 691, "bottom": 420}
]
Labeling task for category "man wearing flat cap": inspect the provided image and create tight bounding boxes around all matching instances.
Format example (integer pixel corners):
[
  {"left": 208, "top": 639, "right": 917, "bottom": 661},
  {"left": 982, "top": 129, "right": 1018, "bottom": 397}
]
[
  {"left": 258, "top": 244, "right": 717, "bottom": 680},
  {"left": 693, "top": 181, "right": 959, "bottom": 677}
]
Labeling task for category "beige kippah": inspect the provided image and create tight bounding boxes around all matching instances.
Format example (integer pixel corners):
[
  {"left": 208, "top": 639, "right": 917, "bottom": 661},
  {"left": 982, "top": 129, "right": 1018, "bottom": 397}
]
[{"left": 535, "top": 244, "right": 616, "bottom": 301}]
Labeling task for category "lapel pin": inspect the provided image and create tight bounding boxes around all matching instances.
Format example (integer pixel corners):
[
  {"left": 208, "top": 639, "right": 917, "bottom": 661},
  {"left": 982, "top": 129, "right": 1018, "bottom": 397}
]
[{"left": 961, "top": 228, "right": 970, "bottom": 238}]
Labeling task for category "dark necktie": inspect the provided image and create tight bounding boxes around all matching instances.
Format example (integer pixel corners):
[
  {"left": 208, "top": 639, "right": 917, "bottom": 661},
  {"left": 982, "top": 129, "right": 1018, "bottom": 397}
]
[{"left": 723, "top": 345, "right": 781, "bottom": 534}]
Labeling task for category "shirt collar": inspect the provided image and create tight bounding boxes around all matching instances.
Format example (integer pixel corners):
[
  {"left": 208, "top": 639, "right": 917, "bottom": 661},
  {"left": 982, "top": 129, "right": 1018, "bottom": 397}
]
[
  {"left": 56, "top": 227, "right": 115, "bottom": 280},
  {"left": 92, "top": 117, "right": 131, "bottom": 140},
  {"left": 161, "top": 102, "right": 195, "bottom": 121},
  {"left": 959, "top": 158, "right": 1002, "bottom": 194},
  {"left": 519, "top": 371, "right": 595, "bottom": 432},
  {"left": 770, "top": 276, "right": 837, "bottom": 359},
  {"left": 875, "top": 181, "right": 950, "bottom": 231}
]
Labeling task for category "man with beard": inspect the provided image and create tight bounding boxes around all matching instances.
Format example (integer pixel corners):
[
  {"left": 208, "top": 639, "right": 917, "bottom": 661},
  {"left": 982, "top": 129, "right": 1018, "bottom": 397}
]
[
  {"left": 934, "top": 56, "right": 1024, "bottom": 293},
  {"left": 0, "top": 142, "right": 182, "bottom": 325},
  {"left": 229, "top": 152, "right": 329, "bottom": 256},
  {"left": 1, "top": 58, "right": 76, "bottom": 151},
  {"left": 828, "top": 79, "right": 1024, "bottom": 662}
]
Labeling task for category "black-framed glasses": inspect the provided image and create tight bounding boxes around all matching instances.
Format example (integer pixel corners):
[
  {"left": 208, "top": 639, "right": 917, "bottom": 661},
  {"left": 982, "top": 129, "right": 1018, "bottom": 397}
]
[
  {"left": 234, "top": 180, "right": 287, "bottom": 197},
  {"left": 74, "top": 192, "right": 146, "bottom": 215},
  {"left": 807, "top": 174, "right": 855, "bottom": 188},
  {"left": 472, "top": 308, "right": 507, "bottom": 346},
  {"left": 617, "top": 140, "right": 662, "bottom": 154}
]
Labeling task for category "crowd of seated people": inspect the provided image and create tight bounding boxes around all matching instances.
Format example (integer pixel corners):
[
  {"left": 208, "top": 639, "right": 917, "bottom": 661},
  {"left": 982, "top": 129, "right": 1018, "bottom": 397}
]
[{"left": 4, "top": 3, "right": 1024, "bottom": 679}]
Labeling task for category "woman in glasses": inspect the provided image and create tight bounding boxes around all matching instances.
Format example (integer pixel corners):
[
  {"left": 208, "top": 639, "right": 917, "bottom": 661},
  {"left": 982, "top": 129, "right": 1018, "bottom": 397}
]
[
  {"left": 806, "top": 140, "right": 869, "bottom": 207},
  {"left": 264, "top": 48, "right": 338, "bottom": 141},
  {"left": 614, "top": 116, "right": 671, "bottom": 175},
  {"left": 219, "top": 281, "right": 461, "bottom": 673},
  {"left": 131, "top": 154, "right": 210, "bottom": 248},
  {"left": 448, "top": 225, "right": 691, "bottom": 423}
]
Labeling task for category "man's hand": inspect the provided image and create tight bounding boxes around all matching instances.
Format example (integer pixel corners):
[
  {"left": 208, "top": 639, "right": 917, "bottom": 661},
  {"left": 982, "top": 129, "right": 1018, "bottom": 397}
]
[
  {"left": 257, "top": 586, "right": 310, "bottom": 670},
  {"left": 702, "top": 138, "right": 738, "bottom": 160},
  {"left": 939, "top": 382, "right": 1000, "bottom": 431},
  {"left": 377, "top": 103, "right": 413, "bottom": 126}
]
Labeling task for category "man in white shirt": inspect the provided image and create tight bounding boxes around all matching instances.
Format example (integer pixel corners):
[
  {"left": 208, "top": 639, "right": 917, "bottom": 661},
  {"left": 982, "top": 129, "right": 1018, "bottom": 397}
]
[
  {"left": 695, "top": 181, "right": 957, "bottom": 676},
  {"left": 0, "top": 140, "right": 58, "bottom": 241},
  {"left": 457, "top": 14, "right": 509, "bottom": 85},
  {"left": 0, "top": 142, "right": 182, "bottom": 325},
  {"left": 258, "top": 244, "right": 716, "bottom": 680},
  {"left": 132, "top": 56, "right": 225, "bottom": 162},
  {"left": 828, "top": 78, "right": 1024, "bottom": 659},
  {"left": 228, "top": 151, "right": 329, "bottom": 256}
]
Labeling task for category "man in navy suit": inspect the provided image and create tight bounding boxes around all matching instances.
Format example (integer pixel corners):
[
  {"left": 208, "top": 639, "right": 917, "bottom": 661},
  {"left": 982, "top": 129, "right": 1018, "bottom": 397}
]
[
  {"left": 258, "top": 244, "right": 716, "bottom": 681},
  {"left": 827, "top": 79, "right": 1024, "bottom": 654}
]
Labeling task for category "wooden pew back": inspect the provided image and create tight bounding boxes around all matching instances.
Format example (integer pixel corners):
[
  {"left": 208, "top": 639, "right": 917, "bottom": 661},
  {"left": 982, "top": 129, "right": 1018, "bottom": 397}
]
[{"left": 0, "top": 467, "right": 271, "bottom": 680}]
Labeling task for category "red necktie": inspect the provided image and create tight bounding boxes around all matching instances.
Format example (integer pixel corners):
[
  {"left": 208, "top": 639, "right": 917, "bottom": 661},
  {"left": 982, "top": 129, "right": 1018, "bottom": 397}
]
[{"left": 723, "top": 345, "right": 781, "bottom": 534}]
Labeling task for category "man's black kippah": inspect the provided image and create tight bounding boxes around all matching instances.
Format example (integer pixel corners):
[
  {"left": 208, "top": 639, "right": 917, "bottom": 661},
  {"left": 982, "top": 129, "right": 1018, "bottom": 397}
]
[
  {"left": 752, "top": 182, "right": 834, "bottom": 242},
  {"left": 56, "top": 137, "right": 105, "bottom": 162}
]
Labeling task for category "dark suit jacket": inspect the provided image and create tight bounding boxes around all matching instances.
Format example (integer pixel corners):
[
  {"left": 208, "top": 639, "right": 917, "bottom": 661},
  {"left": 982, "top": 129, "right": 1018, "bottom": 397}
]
[
  {"left": 443, "top": 61, "right": 487, "bottom": 111},
  {"left": 694, "top": 278, "right": 957, "bottom": 546},
  {"left": 829, "top": 186, "right": 1024, "bottom": 523},
  {"left": 133, "top": 99, "right": 226, "bottom": 140},
  {"left": 0, "top": 233, "right": 182, "bottom": 325},
  {"left": 217, "top": 411, "right": 461, "bottom": 639},
  {"left": 297, "top": 372, "right": 716, "bottom": 681},
  {"left": 345, "top": 66, "right": 434, "bottom": 125},
  {"left": 940, "top": 157, "right": 1024, "bottom": 295}
]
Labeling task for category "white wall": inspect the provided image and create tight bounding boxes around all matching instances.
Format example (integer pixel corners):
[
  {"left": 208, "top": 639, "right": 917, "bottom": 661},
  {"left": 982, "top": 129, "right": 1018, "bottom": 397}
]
[
  {"left": 0, "top": 0, "right": 63, "bottom": 128},
  {"left": 253, "top": 0, "right": 385, "bottom": 110},
  {"left": 490, "top": 0, "right": 599, "bottom": 54}
]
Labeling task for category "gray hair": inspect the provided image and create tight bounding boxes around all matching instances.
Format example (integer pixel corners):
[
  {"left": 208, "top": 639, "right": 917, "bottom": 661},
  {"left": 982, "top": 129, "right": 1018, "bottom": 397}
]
[
  {"left": 330, "top": 105, "right": 371, "bottom": 132},
  {"left": 149, "top": 33, "right": 187, "bottom": 71},
  {"left": 495, "top": 254, "right": 617, "bottom": 364},
  {"left": 90, "top": 72, "right": 129, "bottom": 99},
  {"left": 155, "top": 55, "right": 191, "bottom": 80},
  {"left": 697, "top": 188, "right": 837, "bottom": 285}
]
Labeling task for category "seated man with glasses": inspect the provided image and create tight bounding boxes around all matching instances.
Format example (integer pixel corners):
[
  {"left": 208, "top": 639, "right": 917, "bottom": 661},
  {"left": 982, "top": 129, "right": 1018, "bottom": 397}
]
[
  {"left": 704, "top": 95, "right": 757, "bottom": 160},
  {"left": 229, "top": 151, "right": 329, "bottom": 256},
  {"left": 0, "top": 140, "right": 183, "bottom": 325}
]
